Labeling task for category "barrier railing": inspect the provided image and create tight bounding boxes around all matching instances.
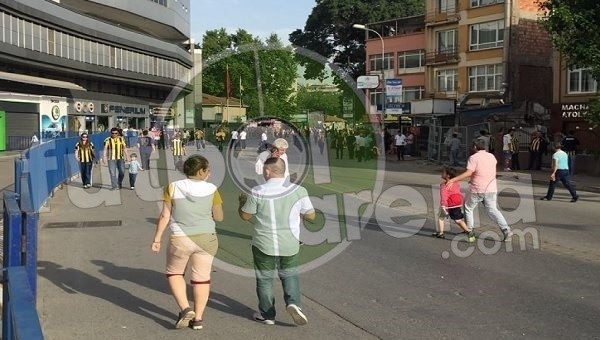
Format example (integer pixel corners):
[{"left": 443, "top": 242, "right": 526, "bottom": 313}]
[
  {"left": 2, "top": 192, "right": 43, "bottom": 340},
  {"left": 3, "top": 132, "right": 106, "bottom": 339}
]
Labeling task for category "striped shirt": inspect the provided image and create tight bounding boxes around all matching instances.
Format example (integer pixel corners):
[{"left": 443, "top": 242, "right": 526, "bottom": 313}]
[
  {"left": 172, "top": 139, "right": 185, "bottom": 156},
  {"left": 511, "top": 136, "right": 519, "bottom": 153},
  {"left": 75, "top": 142, "right": 95, "bottom": 163},
  {"left": 103, "top": 136, "right": 127, "bottom": 160},
  {"left": 530, "top": 137, "right": 541, "bottom": 152},
  {"left": 241, "top": 178, "right": 314, "bottom": 256},
  {"left": 163, "top": 179, "right": 223, "bottom": 235}
]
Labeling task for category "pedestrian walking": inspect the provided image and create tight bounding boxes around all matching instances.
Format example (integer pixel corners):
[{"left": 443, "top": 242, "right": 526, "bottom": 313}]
[
  {"left": 136, "top": 129, "right": 155, "bottom": 170},
  {"left": 151, "top": 155, "right": 223, "bottom": 330},
  {"left": 433, "top": 166, "right": 474, "bottom": 241},
  {"left": 195, "top": 129, "right": 205, "bottom": 150},
  {"left": 446, "top": 138, "right": 514, "bottom": 242},
  {"left": 74, "top": 132, "right": 96, "bottom": 188},
  {"left": 395, "top": 130, "right": 406, "bottom": 161},
  {"left": 127, "top": 153, "right": 143, "bottom": 190},
  {"left": 255, "top": 138, "right": 289, "bottom": 179},
  {"left": 561, "top": 130, "right": 579, "bottom": 175},
  {"left": 502, "top": 128, "right": 514, "bottom": 171},
  {"left": 229, "top": 129, "right": 239, "bottom": 150},
  {"left": 171, "top": 134, "right": 186, "bottom": 168},
  {"left": 239, "top": 129, "right": 247, "bottom": 149},
  {"left": 239, "top": 157, "right": 316, "bottom": 326},
  {"left": 540, "top": 143, "right": 579, "bottom": 202},
  {"left": 448, "top": 133, "right": 461, "bottom": 166},
  {"left": 102, "top": 127, "right": 128, "bottom": 190},
  {"left": 215, "top": 129, "right": 226, "bottom": 152}
]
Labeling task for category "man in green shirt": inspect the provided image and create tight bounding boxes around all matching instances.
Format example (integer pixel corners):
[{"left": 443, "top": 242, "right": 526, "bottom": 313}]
[{"left": 239, "top": 157, "right": 315, "bottom": 326}]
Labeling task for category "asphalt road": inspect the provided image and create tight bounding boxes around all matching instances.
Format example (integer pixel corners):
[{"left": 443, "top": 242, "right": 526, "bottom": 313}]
[{"left": 36, "top": 143, "right": 600, "bottom": 339}]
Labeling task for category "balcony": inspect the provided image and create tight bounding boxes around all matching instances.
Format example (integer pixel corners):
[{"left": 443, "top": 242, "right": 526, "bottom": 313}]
[
  {"left": 425, "top": 8, "right": 460, "bottom": 25},
  {"left": 425, "top": 48, "right": 460, "bottom": 65}
]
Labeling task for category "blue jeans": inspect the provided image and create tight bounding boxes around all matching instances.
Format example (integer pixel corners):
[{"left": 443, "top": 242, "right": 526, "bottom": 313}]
[
  {"left": 464, "top": 192, "right": 510, "bottom": 232},
  {"left": 79, "top": 162, "right": 92, "bottom": 186},
  {"left": 128, "top": 173, "right": 137, "bottom": 188},
  {"left": 107, "top": 159, "right": 125, "bottom": 189},
  {"left": 252, "top": 246, "right": 300, "bottom": 320},
  {"left": 545, "top": 169, "right": 577, "bottom": 199}
]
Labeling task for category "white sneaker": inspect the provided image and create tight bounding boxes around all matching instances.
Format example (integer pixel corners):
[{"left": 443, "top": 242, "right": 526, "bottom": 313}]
[
  {"left": 502, "top": 229, "right": 513, "bottom": 242},
  {"left": 286, "top": 304, "right": 307, "bottom": 326},
  {"left": 253, "top": 312, "right": 275, "bottom": 325}
]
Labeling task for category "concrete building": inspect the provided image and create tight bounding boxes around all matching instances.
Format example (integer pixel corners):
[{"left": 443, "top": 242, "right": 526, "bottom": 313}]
[
  {"left": 550, "top": 53, "right": 599, "bottom": 154},
  {"left": 0, "top": 0, "right": 194, "bottom": 149},
  {"left": 360, "top": 0, "right": 553, "bottom": 126}
]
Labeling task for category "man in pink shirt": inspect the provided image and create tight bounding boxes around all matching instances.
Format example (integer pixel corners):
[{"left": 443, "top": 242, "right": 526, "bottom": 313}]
[{"left": 446, "top": 139, "right": 513, "bottom": 242}]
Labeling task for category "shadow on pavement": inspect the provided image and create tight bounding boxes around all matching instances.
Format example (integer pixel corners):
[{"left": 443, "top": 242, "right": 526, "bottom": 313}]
[{"left": 38, "top": 260, "right": 174, "bottom": 329}]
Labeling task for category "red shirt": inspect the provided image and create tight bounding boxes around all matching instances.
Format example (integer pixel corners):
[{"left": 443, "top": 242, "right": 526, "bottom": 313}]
[{"left": 440, "top": 181, "right": 463, "bottom": 209}]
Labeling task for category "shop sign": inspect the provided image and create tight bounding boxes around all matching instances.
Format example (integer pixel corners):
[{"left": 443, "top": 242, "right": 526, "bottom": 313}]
[
  {"left": 101, "top": 103, "right": 147, "bottom": 115},
  {"left": 561, "top": 104, "right": 589, "bottom": 118}
]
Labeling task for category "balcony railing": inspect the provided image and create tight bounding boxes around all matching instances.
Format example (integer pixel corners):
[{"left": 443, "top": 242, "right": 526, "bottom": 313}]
[
  {"left": 425, "top": 48, "right": 460, "bottom": 65},
  {"left": 425, "top": 7, "right": 460, "bottom": 24}
]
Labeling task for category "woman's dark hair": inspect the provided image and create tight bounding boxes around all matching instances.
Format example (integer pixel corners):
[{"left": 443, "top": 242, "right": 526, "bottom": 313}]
[
  {"left": 443, "top": 166, "right": 459, "bottom": 179},
  {"left": 183, "top": 155, "right": 209, "bottom": 176}
]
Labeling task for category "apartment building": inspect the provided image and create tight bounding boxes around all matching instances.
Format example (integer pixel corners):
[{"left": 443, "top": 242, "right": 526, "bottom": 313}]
[
  {"left": 0, "top": 0, "right": 194, "bottom": 150},
  {"left": 361, "top": 0, "right": 553, "bottom": 126}
]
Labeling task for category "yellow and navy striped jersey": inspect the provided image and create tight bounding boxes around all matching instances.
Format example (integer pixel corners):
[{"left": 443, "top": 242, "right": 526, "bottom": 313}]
[
  {"left": 103, "top": 136, "right": 127, "bottom": 160},
  {"left": 530, "top": 137, "right": 541, "bottom": 152},
  {"left": 172, "top": 139, "right": 185, "bottom": 156},
  {"left": 75, "top": 142, "right": 95, "bottom": 163}
]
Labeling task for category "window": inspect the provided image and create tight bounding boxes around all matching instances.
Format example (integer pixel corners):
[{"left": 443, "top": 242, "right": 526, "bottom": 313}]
[
  {"left": 403, "top": 86, "right": 425, "bottom": 101},
  {"left": 468, "top": 64, "right": 503, "bottom": 92},
  {"left": 471, "top": 0, "right": 504, "bottom": 7},
  {"left": 23, "top": 20, "right": 32, "bottom": 50},
  {"left": 436, "top": 68, "right": 458, "bottom": 92},
  {"left": 369, "top": 53, "right": 394, "bottom": 71},
  {"left": 438, "top": 0, "right": 456, "bottom": 12},
  {"left": 398, "top": 50, "right": 425, "bottom": 72},
  {"left": 470, "top": 20, "right": 504, "bottom": 50},
  {"left": 369, "top": 91, "right": 385, "bottom": 111},
  {"left": 437, "top": 29, "right": 456, "bottom": 53},
  {"left": 568, "top": 68, "right": 597, "bottom": 93}
]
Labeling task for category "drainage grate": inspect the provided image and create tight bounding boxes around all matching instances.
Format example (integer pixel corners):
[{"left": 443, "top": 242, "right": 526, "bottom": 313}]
[{"left": 44, "top": 220, "right": 122, "bottom": 228}]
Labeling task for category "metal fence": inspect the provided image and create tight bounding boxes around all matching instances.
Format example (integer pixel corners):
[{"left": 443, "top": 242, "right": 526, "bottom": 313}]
[
  {"left": 2, "top": 192, "right": 43, "bottom": 340},
  {"left": 427, "top": 122, "right": 492, "bottom": 166}
]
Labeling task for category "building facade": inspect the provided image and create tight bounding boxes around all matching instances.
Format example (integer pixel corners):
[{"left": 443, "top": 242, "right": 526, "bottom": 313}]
[
  {"left": 361, "top": 0, "right": 553, "bottom": 126},
  {"left": 0, "top": 0, "right": 194, "bottom": 149}
]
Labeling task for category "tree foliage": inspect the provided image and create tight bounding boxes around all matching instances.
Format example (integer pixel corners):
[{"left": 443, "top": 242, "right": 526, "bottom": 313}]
[
  {"left": 201, "top": 29, "right": 298, "bottom": 119},
  {"left": 537, "top": 0, "right": 600, "bottom": 126},
  {"left": 289, "top": 0, "right": 424, "bottom": 81}
]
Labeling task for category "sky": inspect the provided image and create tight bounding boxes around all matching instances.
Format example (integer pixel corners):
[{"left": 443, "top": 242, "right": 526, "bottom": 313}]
[{"left": 190, "top": 0, "right": 316, "bottom": 44}]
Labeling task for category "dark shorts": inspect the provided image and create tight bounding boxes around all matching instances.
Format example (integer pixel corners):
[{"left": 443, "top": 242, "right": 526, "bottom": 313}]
[{"left": 440, "top": 207, "right": 464, "bottom": 221}]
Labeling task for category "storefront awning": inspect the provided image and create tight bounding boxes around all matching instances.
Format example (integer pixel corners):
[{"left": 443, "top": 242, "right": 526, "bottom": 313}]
[{"left": 0, "top": 71, "right": 86, "bottom": 91}]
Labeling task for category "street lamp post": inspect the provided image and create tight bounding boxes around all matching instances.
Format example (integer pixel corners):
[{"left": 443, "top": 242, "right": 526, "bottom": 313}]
[{"left": 353, "top": 24, "right": 386, "bottom": 125}]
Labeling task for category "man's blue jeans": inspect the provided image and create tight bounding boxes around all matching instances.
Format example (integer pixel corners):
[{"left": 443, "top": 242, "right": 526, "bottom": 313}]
[
  {"left": 545, "top": 169, "right": 577, "bottom": 199},
  {"left": 252, "top": 246, "right": 300, "bottom": 320},
  {"left": 107, "top": 159, "right": 125, "bottom": 189}
]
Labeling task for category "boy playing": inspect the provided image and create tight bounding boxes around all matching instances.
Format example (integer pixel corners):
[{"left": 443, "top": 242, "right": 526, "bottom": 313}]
[
  {"left": 434, "top": 166, "right": 475, "bottom": 242},
  {"left": 127, "top": 153, "right": 143, "bottom": 190}
]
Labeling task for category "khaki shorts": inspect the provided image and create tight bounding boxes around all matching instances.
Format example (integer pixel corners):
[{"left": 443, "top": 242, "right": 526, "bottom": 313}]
[{"left": 166, "top": 233, "right": 218, "bottom": 282}]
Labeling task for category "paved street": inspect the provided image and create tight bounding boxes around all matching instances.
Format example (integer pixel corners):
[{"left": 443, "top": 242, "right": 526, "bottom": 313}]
[{"left": 21, "top": 144, "right": 600, "bottom": 339}]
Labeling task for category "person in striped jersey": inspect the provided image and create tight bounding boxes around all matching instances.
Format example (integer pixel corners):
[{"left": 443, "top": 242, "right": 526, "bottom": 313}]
[
  {"left": 172, "top": 133, "right": 186, "bottom": 168},
  {"left": 75, "top": 133, "right": 96, "bottom": 188},
  {"left": 102, "top": 127, "right": 128, "bottom": 190}
]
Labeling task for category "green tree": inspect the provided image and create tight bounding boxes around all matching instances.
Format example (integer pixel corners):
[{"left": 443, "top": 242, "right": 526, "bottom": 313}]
[
  {"left": 289, "top": 0, "right": 424, "bottom": 81},
  {"left": 202, "top": 29, "right": 298, "bottom": 119},
  {"left": 296, "top": 85, "right": 343, "bottom": 117},
  {"left": 538, "top": 0, "right": 600, "bottom": 126}
]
